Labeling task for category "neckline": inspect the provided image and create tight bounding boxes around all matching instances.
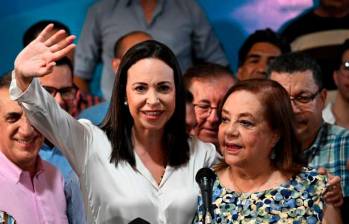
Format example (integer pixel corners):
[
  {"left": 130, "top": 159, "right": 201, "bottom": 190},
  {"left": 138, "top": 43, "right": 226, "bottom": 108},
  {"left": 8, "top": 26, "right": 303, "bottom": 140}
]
[{"left": 216, "top": 169, "right": 298, "bottom": 195}]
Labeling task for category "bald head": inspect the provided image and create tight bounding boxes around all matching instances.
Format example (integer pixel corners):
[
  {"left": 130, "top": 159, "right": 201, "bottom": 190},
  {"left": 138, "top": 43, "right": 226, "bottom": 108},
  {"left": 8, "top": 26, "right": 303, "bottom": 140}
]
[{"left": 112, "top": 31, "right": 153, "bottom": 73}]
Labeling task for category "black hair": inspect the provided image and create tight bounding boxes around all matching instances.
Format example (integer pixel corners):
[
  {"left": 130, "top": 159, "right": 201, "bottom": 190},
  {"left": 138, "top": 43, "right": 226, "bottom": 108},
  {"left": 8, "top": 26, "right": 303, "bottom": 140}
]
[
  {"left": 267, "top": 53, "right": 323, "bottom": 89},
  {"left": 100, "top": 40, "right": 190, "bottom": 167},
  {"left": 0, "top": 71, "right": 12, "bottom": 89},
  {"left": 238, "top": 28, "right": 290, "bottom": 67},
  {"left": 23, "top": 20, "right": 70, "bottom": 47},
  {"left": 334, "top": 39, "right": 349, "bottom": 70},
  {"left": 56, "top": 57, "right": 74, "bottom": 75}
]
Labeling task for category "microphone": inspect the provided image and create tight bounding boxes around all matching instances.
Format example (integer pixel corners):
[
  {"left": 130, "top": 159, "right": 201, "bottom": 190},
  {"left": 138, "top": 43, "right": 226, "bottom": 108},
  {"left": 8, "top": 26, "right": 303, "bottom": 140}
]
[
  {"left": 128, "top": 218, "right": 151, "bottom": 224},
  {"left": 195, "top": 167, "right": 215, "bottom": 224}
]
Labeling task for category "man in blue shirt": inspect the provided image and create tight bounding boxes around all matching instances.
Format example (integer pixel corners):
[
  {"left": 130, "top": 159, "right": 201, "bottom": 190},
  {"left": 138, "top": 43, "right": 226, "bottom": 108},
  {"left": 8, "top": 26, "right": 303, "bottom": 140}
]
[{"left": 74, "top": 0, "right": 228, "bottom": 99}]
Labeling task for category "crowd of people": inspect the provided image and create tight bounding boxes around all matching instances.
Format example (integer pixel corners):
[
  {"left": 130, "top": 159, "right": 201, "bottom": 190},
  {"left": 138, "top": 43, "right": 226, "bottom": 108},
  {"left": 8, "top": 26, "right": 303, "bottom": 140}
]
[{"left": 0, "top": 0, "right": 349, "bottom": 223}]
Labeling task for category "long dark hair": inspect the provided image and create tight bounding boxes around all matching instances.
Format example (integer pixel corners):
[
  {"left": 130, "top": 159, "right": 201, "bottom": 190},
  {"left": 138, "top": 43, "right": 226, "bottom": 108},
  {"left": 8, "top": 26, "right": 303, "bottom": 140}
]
[
  {"left": 216, "top": 79, "right": 305, "bottom": 175},
  {"left": 100, "top": 40, "right": 190, "bottom": 167}
]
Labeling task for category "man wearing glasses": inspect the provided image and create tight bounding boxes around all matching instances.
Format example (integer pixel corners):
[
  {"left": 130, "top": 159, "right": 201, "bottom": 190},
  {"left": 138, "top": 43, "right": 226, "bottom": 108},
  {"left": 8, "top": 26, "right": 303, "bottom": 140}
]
[
  {"left": 39, "top": 57, "right": 78, "bottom": 116},
  {"left": 38, "top": 57, "right": 86, "bottom": 224},
  {"left": 184, "top": 63, "right": 235, "bottom": 148},
  {"left": 268, "top": 53, "right": 349, "bottom": 223},
  {"left": 323, "top": 39, "right": 349, "bottom": 130}
]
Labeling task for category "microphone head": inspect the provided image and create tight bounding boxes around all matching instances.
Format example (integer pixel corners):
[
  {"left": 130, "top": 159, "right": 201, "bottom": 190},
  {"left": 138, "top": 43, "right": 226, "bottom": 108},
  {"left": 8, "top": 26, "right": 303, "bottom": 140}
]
[
  {"left": 128, "top": 218, "right": 151, "bottom": 224},
  {"left": 195, "top": 167, "right": 215, "bottom": 185}
]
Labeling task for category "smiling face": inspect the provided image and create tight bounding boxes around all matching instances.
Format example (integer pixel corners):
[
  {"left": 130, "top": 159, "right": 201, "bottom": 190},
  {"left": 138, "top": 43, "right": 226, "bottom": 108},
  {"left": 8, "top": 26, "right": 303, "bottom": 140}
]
[
  {"left": 218, "top": 90, "right": 278, "bottom": 167},
  {"left": 270, "top": 71, "right": 326, "bottom": 149},
  {"left": 0, "top": 88, "right": 44, "bottom": 172},
  {"left": 189, "top": 75, "right": 234, "bottom": 145},
  {"left": 125, "top": 58, "right": 176, "bottom": 132}
]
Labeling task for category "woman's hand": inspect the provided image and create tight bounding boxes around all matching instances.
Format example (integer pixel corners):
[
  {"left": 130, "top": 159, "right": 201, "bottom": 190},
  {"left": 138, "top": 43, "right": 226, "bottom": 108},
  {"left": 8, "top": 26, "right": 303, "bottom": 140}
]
[{"left": 14, "top": 24, "right": 75, "bottom": 90}]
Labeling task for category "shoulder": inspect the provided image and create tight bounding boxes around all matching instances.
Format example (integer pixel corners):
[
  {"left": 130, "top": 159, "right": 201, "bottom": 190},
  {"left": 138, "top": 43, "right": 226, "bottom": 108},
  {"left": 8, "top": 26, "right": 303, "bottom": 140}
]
[
  {"left": 189, "top": 137, "right": 216, "bottom": 156},
  {"left": 324, "top": 123, "right": 349, "bottom": 149},
  {"left": 78, "top": 101, "right": 109, "bottom": 125},
  {"left": 188, "top": 137, "right": 219, "bottom": 166},
  {"left": 280, "top": 10, "right": 315, "bottom": 39},
  {"left": 326, "top": 123, "right": 349, "bottom": 137},
  {"left": 294, "top": 167, "right": 327, "bottom": 193}
]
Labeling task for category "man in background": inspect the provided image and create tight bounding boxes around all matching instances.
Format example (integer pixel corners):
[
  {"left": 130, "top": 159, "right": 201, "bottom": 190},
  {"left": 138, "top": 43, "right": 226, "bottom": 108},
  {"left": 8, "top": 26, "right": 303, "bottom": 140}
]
[
  {"left": 280, "top": 0, "right": 349, "bottom": 90},
  {"left": 237, "top": 28, "right": 290, "bottom": 81},
  {"left": 74, "top": 0, "right": 228, "bottom": 99},
  {"left": 268, "top": 53, "right": 349, "bottom": 223},
  {"left": 0, "top": 74, "right": 68, "bottom": 223},
  {"left": 184, "top": 63, "right": 235, "bottom": 148}
]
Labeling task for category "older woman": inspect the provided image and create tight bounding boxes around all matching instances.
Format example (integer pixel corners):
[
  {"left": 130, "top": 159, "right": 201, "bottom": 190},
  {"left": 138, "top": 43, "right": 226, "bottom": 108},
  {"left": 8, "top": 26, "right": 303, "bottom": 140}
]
[
  {"left": 11, "top": 25, "right": 217, "bottom": 224},
  {"left": 193, "top": 79, "right": 337, "bottom": 223}
]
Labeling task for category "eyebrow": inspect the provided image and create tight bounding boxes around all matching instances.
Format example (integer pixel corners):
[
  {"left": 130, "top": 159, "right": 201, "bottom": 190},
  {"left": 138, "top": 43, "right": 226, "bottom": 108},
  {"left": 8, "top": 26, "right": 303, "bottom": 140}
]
[
  {"left": 131, "top": 81, "right": 173, "bottom": 86},
  {"left": 5, "top": 112, "right": 22, "bottom": 118},
  {"left": 196, "top": 100, "right": 211, "bottom": 104},
  {"left": 157, "top": 81, "right": 173, "bottom": 85},
  {"left": 238, "top": 112, "right": 254, "bottom": 118},
  {"left": 246, "top": 54, "right": 261, "bottom": 60},
  {"left": 221, "top": 109, "right": 255, "bottom": 119}
]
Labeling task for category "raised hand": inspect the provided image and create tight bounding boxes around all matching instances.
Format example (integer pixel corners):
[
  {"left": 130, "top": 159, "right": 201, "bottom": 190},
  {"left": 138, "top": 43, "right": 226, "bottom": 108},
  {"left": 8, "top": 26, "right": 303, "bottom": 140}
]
[{"left": 14, "top": 24, "right": 75, "bottom": 90}]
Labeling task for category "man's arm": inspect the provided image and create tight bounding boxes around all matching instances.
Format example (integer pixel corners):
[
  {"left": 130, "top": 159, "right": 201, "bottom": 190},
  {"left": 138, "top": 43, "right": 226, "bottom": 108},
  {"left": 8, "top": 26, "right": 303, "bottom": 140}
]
[
  {"left": 74, "top": 4, "right": 102, "bottom": 95},
  {"left": 189, "top": 0, "right": 228, "bottom": 66}
]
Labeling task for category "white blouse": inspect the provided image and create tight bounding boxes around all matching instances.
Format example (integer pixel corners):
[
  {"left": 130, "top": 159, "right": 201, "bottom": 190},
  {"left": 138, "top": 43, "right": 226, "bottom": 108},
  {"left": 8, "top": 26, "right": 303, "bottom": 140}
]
[{"left": 10, "top": 77, "right": 218, "bottom": 224}]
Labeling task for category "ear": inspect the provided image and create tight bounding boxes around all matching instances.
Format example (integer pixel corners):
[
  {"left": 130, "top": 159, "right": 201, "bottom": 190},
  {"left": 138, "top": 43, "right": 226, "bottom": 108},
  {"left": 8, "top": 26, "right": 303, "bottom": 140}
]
[
  {"left": 237, "top": 67, "right": 243, "bottom": 80},
  {"left": 333, "top": 70, "right": 339, "bottom": 87},
  {"left": 270, "top": 132, "right": 280, "bottom": 149},
  {"left": 319, "top": 88, "right": 327, "bottom": 109},
  {"left": 112, "top": 58, "right": 121, "bottom": 74}
]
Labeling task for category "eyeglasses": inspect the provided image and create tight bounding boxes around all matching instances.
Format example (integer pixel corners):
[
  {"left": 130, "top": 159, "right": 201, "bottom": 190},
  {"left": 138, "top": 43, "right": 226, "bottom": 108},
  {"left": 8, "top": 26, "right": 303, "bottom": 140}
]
[
  {"left": 339, "top": 61, "right": 349, "bottom": 76},
  {"left": 289, "top": 89, "right": 321, "bottom": 105},
  {"left": 193, "top": 103, "right": 218, "bottom": 117},
  {"left": 42, "top": 85, "right": 77, "bottom": 100},
  {"left": 342, "top": 61, "right": 349, "bottom": 71}
]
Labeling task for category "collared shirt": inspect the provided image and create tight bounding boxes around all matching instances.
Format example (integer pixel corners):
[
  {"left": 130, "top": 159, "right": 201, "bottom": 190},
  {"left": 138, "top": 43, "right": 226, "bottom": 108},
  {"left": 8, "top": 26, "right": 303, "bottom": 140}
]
[
  {"left": 322, "top": 103, "right": 336, "bottom": 125},
  {"left": 74, "top": 0, "right": 228, "bottom": 99},
  {"left": 0, "top": 152, "right": 68, "bottom": 224},
  {"left": 304, "top": 122, "right": 349, "bottom": 196},
  {"left": 40, "top": 144, "right": 86, "bottom": 224},
  {"left": 10, "top": 77, "right": 219, "bottom": 224},
  {"left": 0, "top": 211, "right": 16, "bottom": 224}
]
